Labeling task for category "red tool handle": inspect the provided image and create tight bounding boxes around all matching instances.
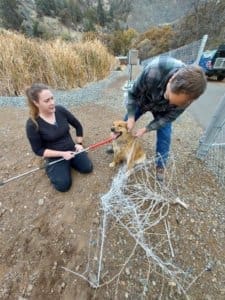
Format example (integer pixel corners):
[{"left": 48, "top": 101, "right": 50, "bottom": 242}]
[
  {"left": 0, "top": 136, "right": 115, "bottom": 187},
  {"left": 88, "top": 136, "right": 114, "bottom": 150}
]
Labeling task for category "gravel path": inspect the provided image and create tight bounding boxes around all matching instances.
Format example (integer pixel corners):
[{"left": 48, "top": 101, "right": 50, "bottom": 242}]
[{"left": 0, "top": 68, "right": 132, "bottom": 110}]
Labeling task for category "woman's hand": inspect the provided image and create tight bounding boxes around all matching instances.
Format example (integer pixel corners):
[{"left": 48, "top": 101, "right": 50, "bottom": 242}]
[
  {"left": 75, "top": 144, "right": 83, "bottom": 152},
  {"left": 62, "top": 151, "right": 76, "bottom": 160}
]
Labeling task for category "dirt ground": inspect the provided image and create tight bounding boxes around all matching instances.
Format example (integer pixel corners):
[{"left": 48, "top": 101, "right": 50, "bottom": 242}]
[{"left": 0, "top": 75, "right": 225, "bottom": 299}]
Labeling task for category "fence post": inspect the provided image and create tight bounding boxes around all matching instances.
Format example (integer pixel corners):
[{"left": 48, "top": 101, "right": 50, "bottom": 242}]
[
  {"left": 128, "top": 49, "right": 139, "bottom": 82},
  {"left": 194, "top": 34, "right": 208, "bottom": 65}
]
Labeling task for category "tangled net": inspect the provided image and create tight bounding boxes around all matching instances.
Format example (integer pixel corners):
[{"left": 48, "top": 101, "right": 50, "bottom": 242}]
[{"left": 63, "top": 158, "right": 208, "bottom": 298}]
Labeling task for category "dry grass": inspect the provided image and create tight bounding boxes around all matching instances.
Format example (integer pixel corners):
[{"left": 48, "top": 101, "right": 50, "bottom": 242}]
[{"left": 0, "top": 30, "right": 115, "bottom": 96}]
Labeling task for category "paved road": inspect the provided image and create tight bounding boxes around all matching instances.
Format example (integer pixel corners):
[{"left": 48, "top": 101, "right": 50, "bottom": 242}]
[{"left": 188, "top": 80, "right": 225, "bottom": 129}]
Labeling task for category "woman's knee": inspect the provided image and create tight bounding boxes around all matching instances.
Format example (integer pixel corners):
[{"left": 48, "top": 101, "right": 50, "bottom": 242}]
[
  {"left": 80, "top": 161, "right": 93, "bottom": 174},
  {"left": 72, "top": 154, "right": 93, "bottom": 173},
  {"left": 46, "top": 160, "right": 71, "bottom": 192},
  {"left": 52, "top": 177, "right": 72, "bottom": 192}
]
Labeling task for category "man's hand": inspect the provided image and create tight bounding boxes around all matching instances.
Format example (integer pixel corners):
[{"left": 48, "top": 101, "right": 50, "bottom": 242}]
[
  {"left": 127, "top": 117, "right": 135, "bottom": 132},
  {"left": 134, "top": 127, "right": 147, "bottom": 137}
]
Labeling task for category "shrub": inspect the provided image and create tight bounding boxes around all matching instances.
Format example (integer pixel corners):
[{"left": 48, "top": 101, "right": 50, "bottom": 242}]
[
  {"left": 107, "top": 28, "right": 138, "bottom": 56},
  {"left": 0, "top": 31, "right": 115, "bottom": 96},
  {"left": 133, "top": 25, "right": 175, "bottom": 60}
]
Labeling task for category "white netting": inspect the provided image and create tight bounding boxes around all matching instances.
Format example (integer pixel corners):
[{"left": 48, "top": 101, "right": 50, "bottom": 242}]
[{"left": 63, "top": 159, "right": 209, "bottom": 298}]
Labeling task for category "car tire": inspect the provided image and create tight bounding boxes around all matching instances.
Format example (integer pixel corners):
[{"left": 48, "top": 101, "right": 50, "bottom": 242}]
[{"left": 217, "top": 75, "right": 224, "bottom": 81}]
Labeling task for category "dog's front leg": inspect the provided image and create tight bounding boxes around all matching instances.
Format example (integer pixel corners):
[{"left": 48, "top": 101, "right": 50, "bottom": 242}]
[
  {"left": 127, "top": 160, "right": 135, "bottom": 170},
  {"left": 109, "top": 152, "right": 122, "bottom": 168},
  {"left": 109, "top": 161, "right": 116, "bottom": 168}
]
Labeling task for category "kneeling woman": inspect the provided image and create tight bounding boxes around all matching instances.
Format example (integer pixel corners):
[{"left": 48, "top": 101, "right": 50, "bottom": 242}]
[{"left": 26, "top": 83, "right": 93, "bottom": 192}]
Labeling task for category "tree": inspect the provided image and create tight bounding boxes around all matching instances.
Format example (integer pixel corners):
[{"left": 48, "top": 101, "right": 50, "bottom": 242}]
[
  {"left": 54, "top": 0, "right": 67, "bottom": 14},
  {"left": 110, "top": 28, "right": 138, "bottom": 56},
  {"left": 58, "top": 8, "right": 72, "bottom": 27},
  {"left": 35, "top": 0, "right": 57, "bottom": 16},
  {"left": 97, "top": 0, "right": 106, "bottom": 26},
  {"left": 83, "top": 7, "right": 97, "bottom": 31},
  {"left": 0, "top": 0, "right": 23, "bottom": 30},
  {"left": 133, "top": 25, "right": 175, "bottom": 60},
  {"left": 67, "top": 0, "right": 83, "bottom": 24},
  {"left": 83, "top": 18, "right": 96, "bottom": 32}
]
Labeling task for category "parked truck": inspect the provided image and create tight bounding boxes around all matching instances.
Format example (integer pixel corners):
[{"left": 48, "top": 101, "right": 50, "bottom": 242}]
[{"left": 199, "top": 44, "right": 225, "bottom": 81}]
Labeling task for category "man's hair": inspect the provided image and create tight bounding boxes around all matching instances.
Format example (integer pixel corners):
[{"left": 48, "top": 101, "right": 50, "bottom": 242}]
[{"left": 170, "top": 65, "right": 207, "bottom": 99}]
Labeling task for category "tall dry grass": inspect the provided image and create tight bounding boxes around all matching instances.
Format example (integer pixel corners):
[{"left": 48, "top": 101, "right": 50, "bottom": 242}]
[{"left": 0, "top": 30, "right": 115, "bottom": 96}]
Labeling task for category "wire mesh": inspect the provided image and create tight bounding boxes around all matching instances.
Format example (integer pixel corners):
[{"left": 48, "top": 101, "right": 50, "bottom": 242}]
[{"left": 63, "top": 160, "right": 209, "bottom": 298}]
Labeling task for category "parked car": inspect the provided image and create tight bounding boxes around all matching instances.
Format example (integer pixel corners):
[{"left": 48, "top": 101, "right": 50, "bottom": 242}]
[{"left": 199, "top": 44, "right": 225, "bottom": 81}]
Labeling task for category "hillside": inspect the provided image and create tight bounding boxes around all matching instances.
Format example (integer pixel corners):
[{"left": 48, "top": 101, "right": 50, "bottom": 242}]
[
  {"left": 1, "top": 0, "right": 224, "bottom": 52},
  {"left": 0, "top": 0, "right": 205, "bottom": 35},
  {"left": 127, "top": 0, "right": 193, "bottom": 32}
]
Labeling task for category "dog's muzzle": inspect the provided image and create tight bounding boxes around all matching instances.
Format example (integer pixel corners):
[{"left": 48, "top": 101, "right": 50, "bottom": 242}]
[{"left": 111, "top": 128, "right": 122, "bottom": 139}]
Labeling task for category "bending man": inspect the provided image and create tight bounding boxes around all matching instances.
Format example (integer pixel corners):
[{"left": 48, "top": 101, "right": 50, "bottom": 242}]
[{"left": 124, "top": 56, "right": 207, "bottom": 180}]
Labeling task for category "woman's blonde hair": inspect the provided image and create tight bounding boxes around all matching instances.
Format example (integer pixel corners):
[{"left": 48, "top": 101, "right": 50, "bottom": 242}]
[{"left": 25, "top": 83, "right": 49, "bottom": 128}]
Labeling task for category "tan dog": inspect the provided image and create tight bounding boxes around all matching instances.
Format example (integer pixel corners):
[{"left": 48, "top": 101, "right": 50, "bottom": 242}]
[{"left": 109, "top": 120, "right": 146, "bottom": 170}]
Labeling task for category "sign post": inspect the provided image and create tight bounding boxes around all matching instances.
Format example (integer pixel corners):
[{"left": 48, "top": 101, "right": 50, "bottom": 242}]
[{"left": 128, "top": 49, "right": 139, "bottom": 82}]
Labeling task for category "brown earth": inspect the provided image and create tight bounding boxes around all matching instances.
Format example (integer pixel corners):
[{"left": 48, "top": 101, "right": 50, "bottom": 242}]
[{"left": 0, "top": 71, "right": 225, "bottom": 300}]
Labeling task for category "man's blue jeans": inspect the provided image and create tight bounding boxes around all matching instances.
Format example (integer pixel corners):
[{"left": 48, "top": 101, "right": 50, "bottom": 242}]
[{"left": 124, "top": 106, "right": 172, "bottom": 168}]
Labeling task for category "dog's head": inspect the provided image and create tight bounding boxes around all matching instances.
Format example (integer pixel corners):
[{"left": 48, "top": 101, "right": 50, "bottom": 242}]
[{"left": 110, "top": 120, "right": 128, "bottom": 139}]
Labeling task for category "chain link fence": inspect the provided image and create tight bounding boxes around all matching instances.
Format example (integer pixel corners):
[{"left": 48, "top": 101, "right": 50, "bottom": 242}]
[
  {"left": 197, "top": 93, "right": 225, "bottom": 185},
  {"left": 141, "top": 35, "right": 208, "bottom": 66}
]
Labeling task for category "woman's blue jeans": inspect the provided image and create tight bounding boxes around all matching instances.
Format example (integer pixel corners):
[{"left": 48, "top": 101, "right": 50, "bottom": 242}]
[
  {"left": 124, "top": 106, "right": 172, "bottom": 168},
  {"left": 45, "top": 152, "right": 93, "bottom": 192}
]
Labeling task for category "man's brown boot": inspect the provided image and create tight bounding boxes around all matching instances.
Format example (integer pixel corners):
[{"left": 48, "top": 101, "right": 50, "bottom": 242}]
[{"left": 156, "top": 167, "right": 165, "bottom": 182}]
